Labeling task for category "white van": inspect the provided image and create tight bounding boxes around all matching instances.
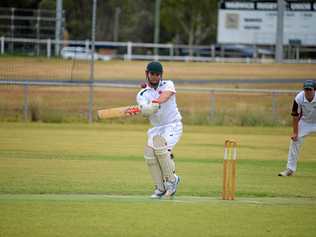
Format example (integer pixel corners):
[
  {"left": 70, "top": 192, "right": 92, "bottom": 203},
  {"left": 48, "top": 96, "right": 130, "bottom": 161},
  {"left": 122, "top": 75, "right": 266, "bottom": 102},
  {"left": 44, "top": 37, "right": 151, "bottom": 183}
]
[{"left": 61, "top": 47, "right": 111, "bottom": 61}]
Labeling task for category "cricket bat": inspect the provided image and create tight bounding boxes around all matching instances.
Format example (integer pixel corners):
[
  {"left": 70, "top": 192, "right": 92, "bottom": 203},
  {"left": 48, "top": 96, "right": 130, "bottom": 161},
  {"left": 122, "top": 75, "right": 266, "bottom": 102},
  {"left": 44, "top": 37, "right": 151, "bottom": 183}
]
[{"left": 97, "top": 105, "right": 141, "bottom": 119}]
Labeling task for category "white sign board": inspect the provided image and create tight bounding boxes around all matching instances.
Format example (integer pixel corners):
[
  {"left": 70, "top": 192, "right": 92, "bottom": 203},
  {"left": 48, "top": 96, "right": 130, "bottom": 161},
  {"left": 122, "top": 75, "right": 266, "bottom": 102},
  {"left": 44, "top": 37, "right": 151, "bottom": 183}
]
[{"left": 217, "top": 10, "right": 316, "bottom": 45}]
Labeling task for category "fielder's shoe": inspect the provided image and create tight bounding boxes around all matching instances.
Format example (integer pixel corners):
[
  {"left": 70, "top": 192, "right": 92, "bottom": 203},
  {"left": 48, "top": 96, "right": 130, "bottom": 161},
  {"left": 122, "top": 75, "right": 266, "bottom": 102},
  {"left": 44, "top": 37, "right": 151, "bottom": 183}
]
[
  {"left": 164, "top": 175, "right": 180, "bottom": 197},
  {"left": 150, "top": 189, "right": 166, "bottom": 199},
  {"left": 278, "top": 169, "right": 294, "bottom": 176}
]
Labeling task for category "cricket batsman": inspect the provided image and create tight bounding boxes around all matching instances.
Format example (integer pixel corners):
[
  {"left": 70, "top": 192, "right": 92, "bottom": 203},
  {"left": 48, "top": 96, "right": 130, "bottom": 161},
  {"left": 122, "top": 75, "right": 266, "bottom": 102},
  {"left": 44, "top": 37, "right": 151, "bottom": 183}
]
[
  {"left": 136, "top": 61, "right": 182, "bottom": 198},
  {"left": 279, "top": 80, "right": 316, "bottom": 176}
]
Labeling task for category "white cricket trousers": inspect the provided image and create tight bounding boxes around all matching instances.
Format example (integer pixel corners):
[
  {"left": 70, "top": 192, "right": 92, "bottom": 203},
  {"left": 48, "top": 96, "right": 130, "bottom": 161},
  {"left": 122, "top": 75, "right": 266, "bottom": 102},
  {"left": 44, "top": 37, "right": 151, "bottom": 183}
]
[
  {"left": 287, "top": 120, "right": 316, "bottom": 171},
  {"left": 147, "top": 121, "right": 183, "bottom": 150}
]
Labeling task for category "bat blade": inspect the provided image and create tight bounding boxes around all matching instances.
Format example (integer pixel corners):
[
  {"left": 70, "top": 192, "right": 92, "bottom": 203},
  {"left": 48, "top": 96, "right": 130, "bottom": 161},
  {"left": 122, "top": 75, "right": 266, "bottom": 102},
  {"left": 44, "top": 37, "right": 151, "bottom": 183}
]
[{"left": 97, "top": 105, "right": 140, "bottom": 119}]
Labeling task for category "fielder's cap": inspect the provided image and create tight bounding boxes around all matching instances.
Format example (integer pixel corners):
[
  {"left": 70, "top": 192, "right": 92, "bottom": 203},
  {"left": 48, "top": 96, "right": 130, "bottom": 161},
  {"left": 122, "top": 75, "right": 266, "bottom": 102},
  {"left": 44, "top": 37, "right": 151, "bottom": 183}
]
[
  {"left": 146, "top": 61, "right": 163, "bottom": 73},
  {"left": 303, "top": 80, "right": 315, "bottom": 89}
]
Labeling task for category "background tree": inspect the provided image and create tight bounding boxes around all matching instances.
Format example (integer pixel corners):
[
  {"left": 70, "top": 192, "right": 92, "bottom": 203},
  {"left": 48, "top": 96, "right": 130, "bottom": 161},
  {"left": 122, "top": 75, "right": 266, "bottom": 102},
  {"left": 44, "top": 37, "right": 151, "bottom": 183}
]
[
  {"left": 0, "top": 0, "right": 218, "bottom": 45},
  {"left": 161, "top": 0, "right": 217, "bottom": 47},
  {"left": 0, "top": 0, "right": 40, "bottom": 8},
  {"left": 117, "top": 0, "right": 154, "bottom": 42}
]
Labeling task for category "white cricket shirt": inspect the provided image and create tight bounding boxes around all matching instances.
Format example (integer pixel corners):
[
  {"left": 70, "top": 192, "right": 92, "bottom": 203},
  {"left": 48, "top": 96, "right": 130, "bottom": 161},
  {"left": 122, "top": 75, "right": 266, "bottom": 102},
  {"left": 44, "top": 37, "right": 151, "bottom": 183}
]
[
  {"left": 136, "top": 80, "right": 182, "bottom": 126},
  {"left": 294, "top": 90, "right": 316, "bottom": 123}
]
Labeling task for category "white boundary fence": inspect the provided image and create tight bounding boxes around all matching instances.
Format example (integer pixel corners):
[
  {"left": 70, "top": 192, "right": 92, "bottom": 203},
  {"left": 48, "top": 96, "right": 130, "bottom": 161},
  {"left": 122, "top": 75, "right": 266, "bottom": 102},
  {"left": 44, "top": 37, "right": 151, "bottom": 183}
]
[
  {"left": 0, "top": 80, "right": 298, "bottom": 123},
  {"left": 1, "top": 37, "right": 316, "bottom": 63}
]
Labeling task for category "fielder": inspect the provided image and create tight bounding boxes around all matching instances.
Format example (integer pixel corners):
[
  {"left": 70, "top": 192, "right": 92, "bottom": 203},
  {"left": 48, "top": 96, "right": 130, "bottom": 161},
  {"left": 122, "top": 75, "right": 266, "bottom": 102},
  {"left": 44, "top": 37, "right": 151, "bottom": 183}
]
[
  {"left": 137, "top": 61, "right": 182, "bottom": 198},
  {"left": 279, "top": 80, "right": 316, "bottom": 176}
]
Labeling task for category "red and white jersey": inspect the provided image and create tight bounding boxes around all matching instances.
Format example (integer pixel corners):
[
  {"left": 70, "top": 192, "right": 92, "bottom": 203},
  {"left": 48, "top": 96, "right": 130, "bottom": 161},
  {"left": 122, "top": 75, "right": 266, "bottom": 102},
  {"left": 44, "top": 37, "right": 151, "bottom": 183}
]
[
  {"left": 137, "top": 80, "right": 182, "bottom": 126},
  {"left": 292, "top": 90, "right": 316, "bottom": 123}
]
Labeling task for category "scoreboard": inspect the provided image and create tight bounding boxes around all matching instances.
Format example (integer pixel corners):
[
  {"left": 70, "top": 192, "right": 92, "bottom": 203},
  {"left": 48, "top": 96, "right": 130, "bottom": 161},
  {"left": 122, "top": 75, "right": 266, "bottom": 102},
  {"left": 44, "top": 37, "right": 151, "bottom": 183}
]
[{"left": 217, "top": 0, "right": 316, "bottom": 45}]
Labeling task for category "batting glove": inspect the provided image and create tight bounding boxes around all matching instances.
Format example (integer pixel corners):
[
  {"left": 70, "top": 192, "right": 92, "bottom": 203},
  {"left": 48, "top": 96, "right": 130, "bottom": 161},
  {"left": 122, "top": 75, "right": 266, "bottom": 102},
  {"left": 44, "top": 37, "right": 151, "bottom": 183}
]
[
  {"left": 140, "top": 100, "right": 160, "bottom": 116},
  {"left": 125, "top": 106, "right": 141, "bottom": 116}
]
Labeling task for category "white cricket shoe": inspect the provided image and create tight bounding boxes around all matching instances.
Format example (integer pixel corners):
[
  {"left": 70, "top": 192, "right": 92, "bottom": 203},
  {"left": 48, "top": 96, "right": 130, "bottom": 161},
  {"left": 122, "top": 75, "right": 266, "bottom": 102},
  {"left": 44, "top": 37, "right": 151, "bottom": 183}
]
[
  {"left": 150, "top": 189, "right": 166, "bottom": 199},
  {"left": 278, "top": 169, "right": 294, "bottom": 176},
  {"left": 164, "top": 175, "right": 180, "bottom": 197}
]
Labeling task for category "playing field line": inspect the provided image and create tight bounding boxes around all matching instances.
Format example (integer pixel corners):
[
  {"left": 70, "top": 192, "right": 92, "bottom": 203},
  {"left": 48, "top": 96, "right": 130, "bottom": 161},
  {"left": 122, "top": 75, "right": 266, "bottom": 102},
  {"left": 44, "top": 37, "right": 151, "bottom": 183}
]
[{"left": 0, "top": 194, "right": 315, "bottom": 205}]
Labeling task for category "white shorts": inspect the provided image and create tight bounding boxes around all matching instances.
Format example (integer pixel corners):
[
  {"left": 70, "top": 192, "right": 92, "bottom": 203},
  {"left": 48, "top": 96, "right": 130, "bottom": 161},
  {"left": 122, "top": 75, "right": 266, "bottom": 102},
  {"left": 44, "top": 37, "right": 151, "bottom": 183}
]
[{"left": 147, "top": 121, "right": 183, "bottom": 150}]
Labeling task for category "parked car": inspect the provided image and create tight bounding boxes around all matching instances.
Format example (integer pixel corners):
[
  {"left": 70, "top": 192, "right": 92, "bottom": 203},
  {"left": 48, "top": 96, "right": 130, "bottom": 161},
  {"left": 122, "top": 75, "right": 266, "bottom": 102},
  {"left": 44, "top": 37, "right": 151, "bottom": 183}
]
[
  {"left": 218, "top": 44, "right": 274, "bottom": 58},
  {"left": 61, "top": 47, "right": 111, "bottom": 61},
  {"left": 97, "top": 54, "right": 112, "bottom": 61},
  {"left": 179, "top": 44, "right": 274, "bottom": 58}
]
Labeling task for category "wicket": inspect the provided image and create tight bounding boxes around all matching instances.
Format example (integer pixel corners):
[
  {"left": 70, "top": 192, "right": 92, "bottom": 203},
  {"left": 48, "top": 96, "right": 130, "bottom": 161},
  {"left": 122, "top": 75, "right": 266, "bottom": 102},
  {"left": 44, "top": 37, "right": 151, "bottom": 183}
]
[{"left": 222, "top": 139, "right": 237, "bottom": 200}]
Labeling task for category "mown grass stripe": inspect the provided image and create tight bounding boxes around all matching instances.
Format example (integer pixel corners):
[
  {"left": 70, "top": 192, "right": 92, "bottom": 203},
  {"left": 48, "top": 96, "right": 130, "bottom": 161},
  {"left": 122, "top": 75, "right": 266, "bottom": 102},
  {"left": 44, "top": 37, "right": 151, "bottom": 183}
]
[{"left": 0, "top": 194, "right": 315, "bottom": 205}]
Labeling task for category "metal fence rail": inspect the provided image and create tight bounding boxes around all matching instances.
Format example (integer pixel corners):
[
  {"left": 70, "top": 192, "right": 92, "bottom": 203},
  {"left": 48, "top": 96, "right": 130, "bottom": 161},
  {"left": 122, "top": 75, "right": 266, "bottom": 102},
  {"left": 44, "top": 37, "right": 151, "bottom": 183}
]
[
  {"left": 0, "top": 79, "right": 299, "bottom": 93},
  {"left": 1, "top": 37, "right": 316, "bottom": 63}
]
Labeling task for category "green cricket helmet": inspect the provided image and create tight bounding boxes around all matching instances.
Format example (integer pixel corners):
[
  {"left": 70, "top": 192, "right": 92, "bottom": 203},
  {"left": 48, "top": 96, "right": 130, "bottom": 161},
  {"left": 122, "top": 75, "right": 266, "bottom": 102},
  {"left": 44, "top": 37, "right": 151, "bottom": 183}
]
[
  {"left": 146, "top": 61, "right": 163, "bottom": 88},
  {"left": 146, "top": 61, "right": 163, "bottom": 74}
]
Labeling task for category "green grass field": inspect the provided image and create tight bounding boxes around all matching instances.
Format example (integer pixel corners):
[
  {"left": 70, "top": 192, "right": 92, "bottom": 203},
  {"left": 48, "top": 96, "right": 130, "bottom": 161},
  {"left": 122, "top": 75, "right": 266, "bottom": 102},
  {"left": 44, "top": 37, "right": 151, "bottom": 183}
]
[{"left": 0, "top": 123, "right": 316, "bottom": 236}]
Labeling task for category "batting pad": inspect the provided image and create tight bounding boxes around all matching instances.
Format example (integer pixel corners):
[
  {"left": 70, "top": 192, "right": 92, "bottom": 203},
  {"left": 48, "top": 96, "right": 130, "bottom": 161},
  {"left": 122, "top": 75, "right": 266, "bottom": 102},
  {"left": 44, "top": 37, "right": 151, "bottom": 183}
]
[
  {"left": 153, "top": 135, "right": 176, "bottom": 182},
  {"left": 144, "top": 145, "right": 165, "bottom": 191}
]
